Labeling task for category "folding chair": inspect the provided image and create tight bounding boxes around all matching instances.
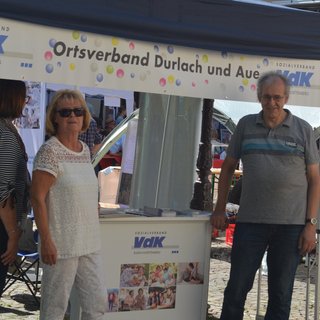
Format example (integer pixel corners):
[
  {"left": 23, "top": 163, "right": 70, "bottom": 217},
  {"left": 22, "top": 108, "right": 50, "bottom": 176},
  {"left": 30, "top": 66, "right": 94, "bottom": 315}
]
[{"left": 3, "top": 229, "right": 41, "bottom": 306}]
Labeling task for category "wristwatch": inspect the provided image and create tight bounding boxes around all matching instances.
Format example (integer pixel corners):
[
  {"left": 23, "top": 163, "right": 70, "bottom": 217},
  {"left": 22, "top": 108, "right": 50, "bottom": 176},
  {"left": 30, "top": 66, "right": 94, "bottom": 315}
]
[{"left": 306, "top": 218, "right": 318, "bottom": 225}]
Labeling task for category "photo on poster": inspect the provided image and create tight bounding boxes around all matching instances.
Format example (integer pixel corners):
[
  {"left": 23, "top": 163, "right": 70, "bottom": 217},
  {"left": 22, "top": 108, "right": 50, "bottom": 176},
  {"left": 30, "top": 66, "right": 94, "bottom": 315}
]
[
  {"left": 118, "top": 287, "right": 148, "bottom": 311},
  {"left": 106, "top": 288, "right": 119, "bottom": 312},
  {"left": 147, "top": 286, "right": 176, "bottom": 310},
  {"left": 148, "top": 262, "right": 177, "bottom": 288},
  {"left": 14, "top": 81, "right": 41, "bottom": 129},
  {"left": 119, "top": 263, "right": 149, "bottom": 288},
  {"left": 177, "top": 262, "right": 204, "bottom": 284}
]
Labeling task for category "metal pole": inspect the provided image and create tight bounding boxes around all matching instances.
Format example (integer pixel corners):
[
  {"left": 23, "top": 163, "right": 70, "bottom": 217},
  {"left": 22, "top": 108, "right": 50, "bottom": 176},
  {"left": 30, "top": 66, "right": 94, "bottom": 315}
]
[
  {"left": 315, "top": 230, "right": 320, "bottom": 320},
  {"left": 256, "top": 267, "right": 262, "bottom": 319},
  {"left": 190, "top": 98, "right": 214, "bottom": 211},
  {"left": 306, "top": 253, "right": 310, "bottom": 320}
]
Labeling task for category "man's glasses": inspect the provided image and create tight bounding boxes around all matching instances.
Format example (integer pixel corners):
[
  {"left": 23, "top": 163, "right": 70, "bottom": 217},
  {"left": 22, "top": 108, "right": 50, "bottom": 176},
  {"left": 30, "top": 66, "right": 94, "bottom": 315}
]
[
  {"left": 56, "top": 107, "right": 85, "bottom": 118},
  {"left": 261, "top": 95, "right": 285, "bottom": 103},
  {"left": 25, "top": 96, "right": 31, "bottom": 104}
]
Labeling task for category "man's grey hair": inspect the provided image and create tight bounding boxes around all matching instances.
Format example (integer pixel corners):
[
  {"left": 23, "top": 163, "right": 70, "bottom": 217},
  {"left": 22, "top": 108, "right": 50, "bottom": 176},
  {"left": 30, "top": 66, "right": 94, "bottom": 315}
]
[{"left": 257, "top": 71, "right": 290, "bottom": 100}]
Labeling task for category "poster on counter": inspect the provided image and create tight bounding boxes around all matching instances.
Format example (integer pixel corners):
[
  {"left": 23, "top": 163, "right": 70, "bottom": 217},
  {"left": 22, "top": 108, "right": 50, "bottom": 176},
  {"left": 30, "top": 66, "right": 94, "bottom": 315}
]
[{"left": 99, "top": 216, "right": 211, "bottom": 320}]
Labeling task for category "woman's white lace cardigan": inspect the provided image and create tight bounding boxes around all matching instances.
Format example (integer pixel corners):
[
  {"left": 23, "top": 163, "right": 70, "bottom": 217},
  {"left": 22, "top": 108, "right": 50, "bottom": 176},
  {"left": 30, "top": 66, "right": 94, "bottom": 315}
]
[{"left": 33, "top": 136, "right": 100, "bottom": 258}]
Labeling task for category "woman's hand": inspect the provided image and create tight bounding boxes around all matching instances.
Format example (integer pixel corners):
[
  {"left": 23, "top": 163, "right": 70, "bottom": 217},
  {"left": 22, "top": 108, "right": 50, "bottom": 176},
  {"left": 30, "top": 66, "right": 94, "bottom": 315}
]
[
  {"left": 1, "top": 229, "right": 21, "bottom": 266},
  {"left": 40, "top": 237, "right": 57, "bottom": 265}
]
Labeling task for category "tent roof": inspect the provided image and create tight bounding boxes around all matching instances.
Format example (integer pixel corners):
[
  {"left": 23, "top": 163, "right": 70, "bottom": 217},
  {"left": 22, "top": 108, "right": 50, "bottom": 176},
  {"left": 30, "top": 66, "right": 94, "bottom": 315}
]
[
  {"left": 1, "top": 0, "right": 320, "bottom": 60},
  {"left": 213, "top": 108, "right": 236, "bottom": 133}
]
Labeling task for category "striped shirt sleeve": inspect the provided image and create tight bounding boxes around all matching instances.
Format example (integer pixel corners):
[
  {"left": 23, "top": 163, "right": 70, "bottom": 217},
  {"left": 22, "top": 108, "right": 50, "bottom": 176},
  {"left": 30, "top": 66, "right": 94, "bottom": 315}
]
[{"left": 0, "top": 129, "right": 20, "bottom": 204}]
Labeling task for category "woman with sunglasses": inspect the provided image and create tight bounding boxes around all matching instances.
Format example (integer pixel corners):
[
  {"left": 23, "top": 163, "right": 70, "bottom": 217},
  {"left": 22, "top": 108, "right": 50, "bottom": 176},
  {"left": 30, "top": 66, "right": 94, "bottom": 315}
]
[
  {"left": 31, "top": 89, "right": 106, "bottom": 319},
  {"left": 0, "top": 79, "right": 30, "bottom": 298}
]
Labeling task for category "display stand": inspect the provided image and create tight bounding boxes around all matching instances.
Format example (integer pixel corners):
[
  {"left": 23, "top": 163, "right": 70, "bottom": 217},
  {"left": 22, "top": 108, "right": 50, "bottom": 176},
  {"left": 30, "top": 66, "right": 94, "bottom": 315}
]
[{"left": 70, "top": 211, "right": 212, "bottom": 320}]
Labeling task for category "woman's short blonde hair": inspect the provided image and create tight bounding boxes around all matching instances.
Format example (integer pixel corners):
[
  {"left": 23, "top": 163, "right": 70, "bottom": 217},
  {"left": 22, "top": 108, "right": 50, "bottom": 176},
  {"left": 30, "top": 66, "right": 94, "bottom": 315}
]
[{"left": 46, "top": 89, "right": 91, "bottom": 136}]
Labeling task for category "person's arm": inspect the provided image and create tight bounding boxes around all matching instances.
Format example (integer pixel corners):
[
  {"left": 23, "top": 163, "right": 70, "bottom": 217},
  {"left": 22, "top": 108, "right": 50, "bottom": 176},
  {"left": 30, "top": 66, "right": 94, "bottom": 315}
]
[
  {"left": 211, "top": 156, "right": 238, "bottom": 230},
  {"left": 109, "top": 137, "right": 123, "bottom": 154},
  {"left": 91, "top": 121, "right": 103, "bottom": 156},
  {"left": 30, "top": 170, "right": 57, "bottom": 265},
  {"left": 0, "top": 131, "right": 23, "bottom": 265},
  {"left": 91, "top": 142, "right": 102, "bottom": 156},
  {"left": 0, "top": 196, "right": 21, "bottom": 265},
  {"left": 298, "top": 162, "right": 320, "bottom": 255}
]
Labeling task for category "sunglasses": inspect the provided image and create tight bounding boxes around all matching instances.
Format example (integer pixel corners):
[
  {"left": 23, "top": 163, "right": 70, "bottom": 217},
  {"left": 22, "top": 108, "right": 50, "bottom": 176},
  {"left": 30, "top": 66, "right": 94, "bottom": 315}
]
[{"left": 56, "top": 107, "right": 85, "bottom": 118}]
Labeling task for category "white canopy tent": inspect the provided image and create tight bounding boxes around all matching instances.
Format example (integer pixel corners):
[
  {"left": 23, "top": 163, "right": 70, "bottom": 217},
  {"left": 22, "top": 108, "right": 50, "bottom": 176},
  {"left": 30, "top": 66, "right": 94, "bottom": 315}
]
[{"left": 0, "top": 1, "right": 319, "bottom": 318}]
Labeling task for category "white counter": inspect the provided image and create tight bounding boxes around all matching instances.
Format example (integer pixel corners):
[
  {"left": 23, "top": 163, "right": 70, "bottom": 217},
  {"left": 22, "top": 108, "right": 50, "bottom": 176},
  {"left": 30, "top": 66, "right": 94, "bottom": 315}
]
[{"left": 71, "top": 211, "right": 212, "bottom": 320}]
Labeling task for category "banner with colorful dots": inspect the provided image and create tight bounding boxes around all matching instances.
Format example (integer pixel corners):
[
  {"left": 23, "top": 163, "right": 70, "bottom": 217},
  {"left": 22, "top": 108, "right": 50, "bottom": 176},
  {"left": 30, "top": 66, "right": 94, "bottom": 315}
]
[{"left": 1, "top": 17, "right": 320, "bottom": 107}]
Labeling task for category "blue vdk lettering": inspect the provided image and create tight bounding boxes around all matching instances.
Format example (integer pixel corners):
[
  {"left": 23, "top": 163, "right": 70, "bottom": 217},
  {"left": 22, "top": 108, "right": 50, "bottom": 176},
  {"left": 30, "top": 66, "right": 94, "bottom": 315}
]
[
  {"left": 299, "top": 72, "right": 313, "bottom": 86},
  {"left": 153, "top": 237, "right": 165, "bottom": 247},
  {"left": 134, "top": 236, "right": 165, "bottom": 248},
  {"left": 277, "top": 70, "right": 312, "bottom": 87},
  {"left": 134, "top": 237, "right": 145, "bottom": 248}
]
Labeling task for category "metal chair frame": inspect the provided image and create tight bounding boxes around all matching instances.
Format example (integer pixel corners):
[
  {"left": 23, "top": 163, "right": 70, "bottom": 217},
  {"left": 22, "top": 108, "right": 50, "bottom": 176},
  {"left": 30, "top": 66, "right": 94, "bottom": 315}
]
[{"left": 3, "top": 230, "right": 41, "bottom": 306}]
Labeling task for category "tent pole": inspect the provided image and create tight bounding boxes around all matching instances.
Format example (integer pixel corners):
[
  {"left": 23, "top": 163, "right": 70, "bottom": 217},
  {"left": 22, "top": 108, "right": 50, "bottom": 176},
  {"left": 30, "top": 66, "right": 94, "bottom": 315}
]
[
  {"left": 306, "top": 252, "right": 310, "bottom": 320},
  {"left": 190, "top": 98, "right": 214, "bottom": 211},
  {"left": 315, "top": 230, "right": 319, "bottom": 320}
]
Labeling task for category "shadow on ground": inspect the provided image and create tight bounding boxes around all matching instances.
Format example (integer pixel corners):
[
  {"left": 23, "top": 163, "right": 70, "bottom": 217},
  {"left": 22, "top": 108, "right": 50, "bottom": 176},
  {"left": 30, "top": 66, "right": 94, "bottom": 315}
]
[
  {"left": 210, "top": 239, "right": 232, "bottom": 263},
  {"left": 0, "top": 293, "right": 40, "bottom": 316},
  {"left": 0, "top": 305, "right": 35, "bottom": 316}
]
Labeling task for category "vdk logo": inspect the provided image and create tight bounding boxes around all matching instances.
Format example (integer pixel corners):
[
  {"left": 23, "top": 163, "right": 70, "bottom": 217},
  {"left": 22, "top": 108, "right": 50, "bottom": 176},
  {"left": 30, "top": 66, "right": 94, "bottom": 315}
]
[
  {"left": 0, "top": 35, "right": 8, "bottom": 54},
  {"left": 134, "top": 236, "right": 165, "bottom": 248},
  {"left": 277, "top": 70, "right": 313, "bottom": 87}
]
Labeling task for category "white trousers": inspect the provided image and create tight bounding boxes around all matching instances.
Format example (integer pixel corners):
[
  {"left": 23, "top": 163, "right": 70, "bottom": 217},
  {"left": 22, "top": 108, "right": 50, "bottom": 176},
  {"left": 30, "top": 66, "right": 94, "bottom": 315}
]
[{"left": 40, "top": 252, "right": 106, "bottom": 320}]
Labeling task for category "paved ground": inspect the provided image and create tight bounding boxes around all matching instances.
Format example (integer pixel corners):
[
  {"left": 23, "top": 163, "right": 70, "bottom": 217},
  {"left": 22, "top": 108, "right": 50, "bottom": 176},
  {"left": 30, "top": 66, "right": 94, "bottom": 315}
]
[{"left": 0, "top": 235, "right": 318, "bottom": 320}]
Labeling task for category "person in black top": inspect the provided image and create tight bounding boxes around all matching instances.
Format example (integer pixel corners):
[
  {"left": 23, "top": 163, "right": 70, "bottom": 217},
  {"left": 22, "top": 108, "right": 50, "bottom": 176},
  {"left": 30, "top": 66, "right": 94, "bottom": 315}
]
[{"left": 0, "top": 79, "right": 29, "bottom": 296}]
